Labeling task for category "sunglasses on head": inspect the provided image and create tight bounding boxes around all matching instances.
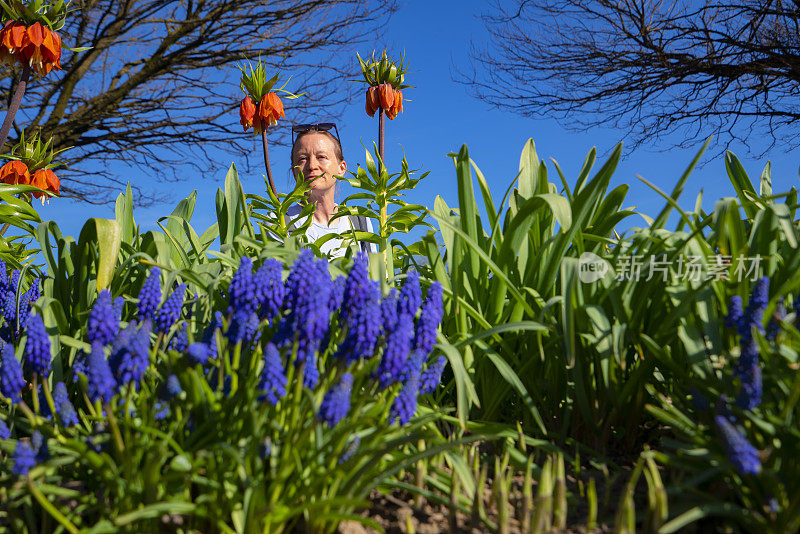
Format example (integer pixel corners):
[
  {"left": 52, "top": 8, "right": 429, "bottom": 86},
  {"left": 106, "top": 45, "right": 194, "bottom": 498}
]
[{"left": 291, "top": 123, "right": 341, "bottom": 145}]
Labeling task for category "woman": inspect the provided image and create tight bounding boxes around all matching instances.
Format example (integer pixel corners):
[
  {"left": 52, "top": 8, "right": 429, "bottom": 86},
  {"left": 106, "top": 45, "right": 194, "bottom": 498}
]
[{"left": 285, "top": 123, "right": 377, "bottom": 258}]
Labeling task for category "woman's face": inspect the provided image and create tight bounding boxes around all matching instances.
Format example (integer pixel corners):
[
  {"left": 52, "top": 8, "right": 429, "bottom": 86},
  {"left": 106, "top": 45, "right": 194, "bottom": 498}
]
[{"left": 291, "top": 132, "right": 346, "bottom": 196}]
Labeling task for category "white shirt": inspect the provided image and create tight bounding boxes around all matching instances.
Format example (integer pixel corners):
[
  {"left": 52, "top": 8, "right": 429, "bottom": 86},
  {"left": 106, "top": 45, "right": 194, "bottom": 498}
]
[{"left": 285, "top": 204, "right": 378, "bottom": 258}]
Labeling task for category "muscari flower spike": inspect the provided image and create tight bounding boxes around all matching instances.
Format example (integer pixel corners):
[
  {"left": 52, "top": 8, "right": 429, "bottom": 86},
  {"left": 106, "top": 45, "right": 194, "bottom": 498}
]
[
  {"left": 737, "top": 277, "right": 769, "bottom": 341},
  {"left": 336, "top": 279, "right": 382, "bottom": 363},
  {"left": 376, "top": 312, "right": 414, "bottom": 389},
  {"left": 156, "top": 283, "right": 186, "bottom": 333},
  {"left": 23, "top": 314, "right": 50, "bottom": 377},
  {"left": 228, "top": 257, "right": 257, "bottom": 315},
  {"left": 86, "top": 342, "right": 117, "bottom": 403},
  {"left": 766, "top": 297, "right": 786, "bottom": 341},
  {"left": 715, "top": 415, "right": 761, "bottom": 476},
  {"left": 254, "top": 258, "right": 285, "bottom": 321},
  {"left": 258, "top": 342, "right": 287, "bottom": 405},
  {"left": 109, "top": 321, "right": 152, "bottom": 388},
  {"left": 169, "top": 323, "right": 188, "bottom": 353},
  {"left": 413, "top": 282, "right": 444, "bottom": 355},
  {"left": 87, "top": 290, "right": 119, "bottom": 346},
  {"left": 186, "top": 342, "right": 209, "bottom": 366},
  {"left": 724, "top": 296, "right": 743, "bottom": 329},
  {"left": 137, "top": 267, "right": 162, "bottom": 323},
  {"left": 319, "top": 373, "right": 353, "bottom": 428},
  {"left": 12, "top": 440, "right": 36, "bottom": 476},
  {"left": 398, "top": 270, "right": 422, "bottom": 319},
  {"left": 420, "top": 356, "right": 447, "bottom": 395},
  {"left": 1, "top": 342, "right": 26, "bottom": 403},
  {"left": 0, "top": 418, "right": 10, "bottom": 439},
  {"left": 390, "top": 350, "right": 426, "bottom": 425},
  {"left": 53, "top": 381, "right": 78, "bottom": 427}
]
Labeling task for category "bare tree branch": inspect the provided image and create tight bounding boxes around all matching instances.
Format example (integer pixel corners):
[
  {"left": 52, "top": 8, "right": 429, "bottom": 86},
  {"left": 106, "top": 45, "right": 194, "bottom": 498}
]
[
  {"left": 458, "top": 0, "right": 800, "bottom": 155},
  {"left": 0, "top": 0, "right": 397, "bottom": 205}
]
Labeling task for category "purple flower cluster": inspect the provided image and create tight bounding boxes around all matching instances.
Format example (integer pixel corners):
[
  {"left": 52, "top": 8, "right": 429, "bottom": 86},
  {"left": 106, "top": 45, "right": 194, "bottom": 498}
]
[
  {"left": 765, "top": 298, "right": 786, "bottom": 341},
  {"left": 87, "top": 290, "right": 120, "bottom": 346},
  {"left": 0, "top": 418, "right": 9, "bottom": 439},
  {"left": 390, "top": 350, "right": 426, "bottom": 425},
  {"left": 420, "top": 356, "right": 447, "bottom": 395},
  {"left": 413, "top": 282, "right": 444, "bottom": 355},
  {"left": 1, "top": 342, "right": 25, "bottom": 403},
  {"left": 0, "top": 265, "right": 39, "bottom": 344},
  {"left": 108, "top": 321, "right": 152, "bottom": 388},
  {"left": 336, "top": 261, "right": 381, "bottom": 362},
  {"left": 228, "top": 257, "right": 258, "bottom": 315},
  {"left": 725, "top": 279, "right": 770, "bottom": 411},
  {"left": 12, "top": 440, "right": 35, "bottom": 476},
  {"left": 398, "top": 270, "right": 422, "bottom": 319},
  {"left": 156, "top": 284, "right": 186, "bottom": 333},
  {"left": 53, "top": 382, "right": 78, "bottom": 427},
  {"left": 376, "top": 313, "right": 414, "bottom": 388},
  {"left": 186, "top": 342, "right": 209, "bottom": 365},
  {"left": 254, "top": 259, "right": 285, "bottom": 321},
  {"left": 137, "top": 268, "right": 162, "bottom": 323},
  {"left": 169, "top": 323, "right": 188, "bottom": 352},
  {"left": 275, "top": 250, "right": 333, "bottom": 388},
  {"left": 715, "top": 415, "right": 761, "bottom": 476},
  {"left": 258, "top": 343, "right": 286, "bottom": 405},
  {"left": 23, "top": 314, "right": 51, "bottom": 377},
  {"left": 86, "top": 342, "right": 117, "bottom": 403},
  {"left": 319, "top": 373, "right": 353, "bottom": 427}
]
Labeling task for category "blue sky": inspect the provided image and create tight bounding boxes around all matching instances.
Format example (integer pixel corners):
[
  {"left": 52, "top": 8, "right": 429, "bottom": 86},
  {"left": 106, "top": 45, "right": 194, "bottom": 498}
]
[{"left": 40, "top": 0, "right": 799, "bottom": 242}]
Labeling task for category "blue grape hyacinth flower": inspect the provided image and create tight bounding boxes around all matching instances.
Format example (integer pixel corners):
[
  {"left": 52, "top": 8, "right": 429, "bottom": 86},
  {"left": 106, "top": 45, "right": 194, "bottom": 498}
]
[
  {"left": 715, "top": 415, "right": 761, "bottom": 476},
  {"left": 137, "top": 268, "right": 162, "bottom": 323},
  {"left": 1, "top": 342, "right": 26, "bottom": 403},
  {"left": 228, "top": 257, "right": 257, "bottom": 315},
  {"left": 12, "top": 440, "right": 36, "bottom": 476},
  {"left": 0, "top": 418, "right": 10, "bottom": 439},
  {"left": 156, "top": 284, "right": 186, "bottom": 333},
  {"left": 255, "top": 258, "right": 285, "bottom": 321},
  {"left": 53, "top": 382, "right": 79, "bottom": 427},
  {"left": 724, "top": 296, "right": 743, "bottom": 329},
  {"left": 258, "top": 343, "right": 287, "bottom": 405},
  {"left": 413, "top": 282, "right": 444, "bottom": 356},
  {"left": 23, "top": 314, "right": 51, "bottom": 377},
  {"left": 398, "top": 270, "right": 422, "bottom": 319},
  {"left": 86, "top": 342, "right": 117, "bottom": 403},
  {"left": 376, "top": 313, "right": 414, "bottom": 388},
  {"left": 737, "top": 277, "right": 769, "bottom": 341},
  {"left": 319, "top": 373, "right": 353, "bottom": 428},
  {"left": 87, "top": 290, "right": 119, "bottom": 346},
  {"left": 420, "top": 356, "right": 447, "bottom": 395},
  {"left": 109, "top": 321, "right": 152, "bottom": 388}
]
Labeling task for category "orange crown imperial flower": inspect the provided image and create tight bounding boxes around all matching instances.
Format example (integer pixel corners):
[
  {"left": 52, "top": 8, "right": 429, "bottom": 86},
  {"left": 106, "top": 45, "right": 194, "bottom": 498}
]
[
  {"left": 0, "top": 0, "right": 78, "bottom": 77},
  {"left": 386, "top": 90, "right": 403, "bottom": 120},
  {"left": 239, "top": 96, "right": 257, "bottom": 131},
  {"left": 29, "top": 167, "right": 59, "bottom": 199},
  {"left": 0, "top": 131, "right": 68, "bottom": 203},
  {"left": 0, "top": 159, "right": 29, "bottom": 185},
  {"left": 356, "top": 51, "right": 412, "bottom": 119},
  {"left": 237, "top": 59, "right": 302, "bottom": 136}
]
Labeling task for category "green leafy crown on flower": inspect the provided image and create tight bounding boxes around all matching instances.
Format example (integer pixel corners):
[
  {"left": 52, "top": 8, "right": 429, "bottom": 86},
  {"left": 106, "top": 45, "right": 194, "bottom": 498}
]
[
  {"left": 355, "top": 50, "right": 413, "bottom": 90},
  {"left": 0, "top": 0, "right": 69, "bottom": 30},
  {"left": 237, "top": 58, "right": 305, "bottom": 103},
  {"left": 0, "top": 130, "right": 69, "bottom": 172}
]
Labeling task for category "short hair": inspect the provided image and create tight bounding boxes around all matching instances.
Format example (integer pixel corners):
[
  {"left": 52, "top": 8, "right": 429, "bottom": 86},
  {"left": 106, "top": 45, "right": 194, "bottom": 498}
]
[{"left": 290, "top": 129, "right": 344, "bottom": 168}]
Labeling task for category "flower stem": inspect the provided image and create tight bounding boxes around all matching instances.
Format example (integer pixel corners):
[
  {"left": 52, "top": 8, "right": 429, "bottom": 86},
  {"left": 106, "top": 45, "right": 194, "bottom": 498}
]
[
  {"left": 261, "top": 129, "right": 276, "bottom": 197},
  {"left": 0, "top": 65, "right": 31, "bottom": 151},
  {"left": 378, "top": 108, "right": 385, "bottom": 175},
  {"left": 26, "top": 476, "right": 79, "bottom": 534}
]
